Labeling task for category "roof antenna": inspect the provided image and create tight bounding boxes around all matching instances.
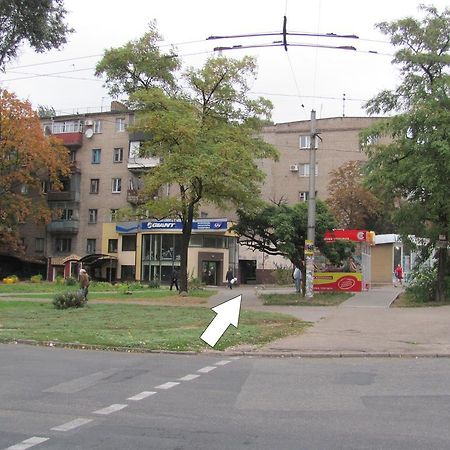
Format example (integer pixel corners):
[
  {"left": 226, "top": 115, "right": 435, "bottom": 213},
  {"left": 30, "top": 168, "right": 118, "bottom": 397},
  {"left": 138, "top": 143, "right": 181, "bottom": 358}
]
[{"left": 342, "top": 93, "right": 346, "bottom": 117}]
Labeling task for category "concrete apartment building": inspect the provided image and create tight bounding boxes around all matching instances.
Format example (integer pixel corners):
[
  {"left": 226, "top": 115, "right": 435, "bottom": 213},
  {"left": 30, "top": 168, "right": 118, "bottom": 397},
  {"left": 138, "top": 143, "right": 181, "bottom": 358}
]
[{"left": 16, "top": 104, "right": 379, "bottom": 284}]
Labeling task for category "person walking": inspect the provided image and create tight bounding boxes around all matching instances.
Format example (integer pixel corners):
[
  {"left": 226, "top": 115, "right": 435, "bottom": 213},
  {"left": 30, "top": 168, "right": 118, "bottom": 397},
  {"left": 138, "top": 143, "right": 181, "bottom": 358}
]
[
  {"left": 79, "top": 268, "right": 90, "bottom": 301},
  {"left": 394, "top": 264, "right": 404, "bottom": 287},
  {"left": 226, "top": 268, "right": 234, "bottom": 289},
  {"left": 293, "top": 266, "right": 302, "bottom": 294},
  {"left": 170, "top": 268, "right": 179, "bottom": 291}
]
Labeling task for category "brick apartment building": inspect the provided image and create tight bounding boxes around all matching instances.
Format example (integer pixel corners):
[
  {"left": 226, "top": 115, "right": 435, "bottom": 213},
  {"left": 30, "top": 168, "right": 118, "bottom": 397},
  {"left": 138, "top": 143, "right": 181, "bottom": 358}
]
[{"left": 15, "top": 104, "right": 379, "bottom": 284}]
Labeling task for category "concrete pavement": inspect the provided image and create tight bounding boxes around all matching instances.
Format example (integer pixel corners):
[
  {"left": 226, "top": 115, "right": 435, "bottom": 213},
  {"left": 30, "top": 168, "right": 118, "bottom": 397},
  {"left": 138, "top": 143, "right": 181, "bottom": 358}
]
[{"left": 208, "top": 285, "right": 450, "bottom": 357}]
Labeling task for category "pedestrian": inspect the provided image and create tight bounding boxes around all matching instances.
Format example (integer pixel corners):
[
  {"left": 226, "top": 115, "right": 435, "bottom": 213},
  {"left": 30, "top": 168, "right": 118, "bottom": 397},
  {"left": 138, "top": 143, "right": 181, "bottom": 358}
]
[
  {"left": 394, "top": 264, "right": 404, "bottom": 287},
  {"left": 226, "top": 268, "right": 234, "bottom": 289},
  {"left": 170, "top": 268, "right": 179, "bottom": 291},
  {"left": 79, "top": 268, "right": 90, "bottom": 301},
  {"left": 293, "top": 266, "right": 302, "bottom": 294}
]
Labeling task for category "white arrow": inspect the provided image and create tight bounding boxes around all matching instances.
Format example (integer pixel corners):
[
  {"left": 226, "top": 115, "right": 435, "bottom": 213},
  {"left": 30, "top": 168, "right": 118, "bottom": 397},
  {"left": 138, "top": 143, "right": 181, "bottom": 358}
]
[{"left": 200, "top": 295, "right": 242, "bottom": 347}]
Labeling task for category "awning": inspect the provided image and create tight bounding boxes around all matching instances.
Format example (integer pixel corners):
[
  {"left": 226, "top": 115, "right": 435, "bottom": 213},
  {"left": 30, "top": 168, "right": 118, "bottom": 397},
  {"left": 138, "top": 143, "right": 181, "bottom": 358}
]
[{"left": 78, "top": 254, "right": 118, "bottom": 265}]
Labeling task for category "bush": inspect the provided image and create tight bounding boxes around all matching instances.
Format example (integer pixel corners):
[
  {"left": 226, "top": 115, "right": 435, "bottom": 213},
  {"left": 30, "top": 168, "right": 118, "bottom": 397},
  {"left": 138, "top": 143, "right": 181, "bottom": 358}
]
[
  {"left": 65, "top": 276, "right": 77, "bottom": 286},
  {"left": 406, "top": 266, "right": 436, "bottom": 303},
  {"left": 188, "top": 277, "right": 205, "bottom": 290},
  {"left": 148, "top": 280, "right": 160, "bottom": 289},
  {"left": 53, "top": 290, "right": 87, "bottom": 309},
  {"left": 3, "top": 275, "right": 19, "bottom": 284},
  {"left": 30, "top": 274, "right": 43, "bottom": 283},
  {"left": 272, "top": 265, "right": 293, "bottom": 285},
  {"left": 55, "top": 275, "right": 64, "bottom": 285}
]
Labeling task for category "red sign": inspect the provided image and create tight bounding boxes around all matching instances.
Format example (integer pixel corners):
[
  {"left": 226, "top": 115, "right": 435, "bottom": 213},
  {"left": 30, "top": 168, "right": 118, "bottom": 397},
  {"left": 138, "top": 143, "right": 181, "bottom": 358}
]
[
  {"left": 314, "top": 272, "right": 363, "bottom": 292},
  {"left": 324, "top": 229, "right": 367, "bottom": 243}
]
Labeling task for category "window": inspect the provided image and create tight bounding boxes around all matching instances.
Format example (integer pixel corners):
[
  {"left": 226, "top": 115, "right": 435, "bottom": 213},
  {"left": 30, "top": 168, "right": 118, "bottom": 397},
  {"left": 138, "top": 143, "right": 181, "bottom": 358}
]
[
  {"left": 55, "top": 238, "right": 71, "bottom": 253},
  {"left": 94, "top": 120, "right": 102, "bottom": 134},
  {"left": 115, "top": 118, "right": 126, "bottom": 132},
  {"left": 61, "top": 209, "right": 73, "bottom": 220},
  {"left": 35, "top": 238, "right": 44, "bottom": 252},
  {"left": 92, "top": 148, "right": 101, "bottom": 164},
  {"left": 51, "top": 121, "right": 82, "bottom": 134},
  {"left": 121, "top": 265, "right": 135, "bottom": 281},
  {"left": 122, "top": 235, "right": 136, "bottom": 251},
  {"left": 90, "top": 179, "right": 99, "bottom": 194},
  {"left": 113, "top": 147, "right": 123, "bottom": 163},
  {"left": 86, "top": 239, "right": 96, "bottom": 253},
  {"left": 112, "top": 178, "right": 122, "bottom": 193},
  {"left": 299, "top": 135, "right": 319, "bottom": 149},
  {"left": 70, "top": 150, "right": 76, "bottom": 162},
  {"left": 88, "top": 209, "right": 98, "bottom": 223},
  {"left": 299, "top": 191, "right": 318, "bottom": 202},
  {"left": 110, "top": 209, "right": 119, "bottom": 221},
  {"left": 129, "top": 141, "right": 140, "bottom": 158},
  {"left": 41, "top": 181, "right": 49, "bottom": 194},
  {"left": 298, "top": 163, "right": 318, "bottom": 177},
  {"left": 108, "top": 239, "right": 118, "bottom": 253}
]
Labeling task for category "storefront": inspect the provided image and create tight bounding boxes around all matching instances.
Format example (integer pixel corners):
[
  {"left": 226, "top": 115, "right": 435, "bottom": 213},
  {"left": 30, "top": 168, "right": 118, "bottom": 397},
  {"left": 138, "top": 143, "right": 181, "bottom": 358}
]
[{"left": 102, "top": 218, "right": 238, "bottom": 285}]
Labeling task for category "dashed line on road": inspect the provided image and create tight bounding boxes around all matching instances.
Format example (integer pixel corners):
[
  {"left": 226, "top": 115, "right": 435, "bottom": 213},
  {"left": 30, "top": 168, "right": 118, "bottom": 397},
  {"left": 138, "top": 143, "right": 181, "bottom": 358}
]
[
  {"left": 93, "top": 404, "right": 128, "bottom": 415},
  {"left": 215, "top": 360, "right": 232, "bottom": 366},
  {"left": 127, "top": 391, "right": 157, "bottom": 401},
  {"left": 197, "top": 366, "right": 217, "bottom": 373},
  {"left": 178, "top": 374, "right": 201, "bottom": 381},
  {"left": 155, "top": 381, "right": 180, "bottom": 390},
  {"left": 5, "top": 437, "right": 49, "bottom": 450},
  {"left": 50, "top": 418, "right": 93, "bottom": 431}
]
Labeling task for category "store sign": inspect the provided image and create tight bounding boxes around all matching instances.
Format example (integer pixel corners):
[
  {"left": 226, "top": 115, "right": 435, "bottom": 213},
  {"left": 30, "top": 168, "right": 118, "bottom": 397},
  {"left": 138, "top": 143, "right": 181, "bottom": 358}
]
[
  {"left": 140, "top": 219, "right": 228, "bottom": 231},
  {"left": 324, "top": 229, "right": 367, "bottom": 243},
  {"left": 314, "top": 272, "right": 363, "bottom": 292}
]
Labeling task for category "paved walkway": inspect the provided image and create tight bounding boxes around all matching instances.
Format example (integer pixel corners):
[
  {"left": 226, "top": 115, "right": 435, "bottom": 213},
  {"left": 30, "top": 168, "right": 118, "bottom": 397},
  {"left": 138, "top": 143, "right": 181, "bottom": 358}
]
[{"left": 208, "top": 285, "right": 450, "bottom": 357}]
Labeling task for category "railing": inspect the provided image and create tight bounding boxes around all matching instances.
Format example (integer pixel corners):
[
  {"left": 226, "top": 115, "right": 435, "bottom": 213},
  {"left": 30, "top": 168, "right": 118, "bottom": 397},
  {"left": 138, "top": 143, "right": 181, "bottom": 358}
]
[{"left": 46, "top": 220, "right": 79, "bottom": 234}]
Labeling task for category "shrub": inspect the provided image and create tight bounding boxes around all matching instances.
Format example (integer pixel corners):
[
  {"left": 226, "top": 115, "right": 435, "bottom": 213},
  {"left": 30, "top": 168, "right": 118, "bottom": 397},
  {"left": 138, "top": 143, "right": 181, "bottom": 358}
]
[
  {"left": 55, "top": 275, "right": 64, "bottom": 285},
  {"left": 30, "top": 274, "right": 43, "bottom": 283},
  {"left": 53, "top": 290, "right": 87, "bottom": 309},
  {"left": 406, "top": 266, "right": 436, "bottom": 303},
  {"left": 188, "top": 277, "right": 205, "bottom": 290},
  {"left": 148, "top": 280, "right": 160, "bottom": 289},
  {"left": 272, "top": 265, "right": 293, "bottom": 285},
  {"left": 2, "top": 275, "right": 18, "bottom": 284},
  {"left": 65, "top": 276, "right": 77, "bottom": 286}
]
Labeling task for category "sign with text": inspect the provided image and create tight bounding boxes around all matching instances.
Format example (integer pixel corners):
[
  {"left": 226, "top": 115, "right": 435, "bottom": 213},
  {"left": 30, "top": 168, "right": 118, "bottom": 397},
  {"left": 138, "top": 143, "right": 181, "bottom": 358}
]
[{"left": 314, "top": 272, "right": 363, "bottom": 292}]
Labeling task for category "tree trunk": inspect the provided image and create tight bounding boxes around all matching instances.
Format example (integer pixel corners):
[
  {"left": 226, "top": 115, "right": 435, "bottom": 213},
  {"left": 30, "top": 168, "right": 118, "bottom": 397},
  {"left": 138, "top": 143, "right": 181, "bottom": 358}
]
[
  {"left": 435, "top": 246, "right": 448, "bottom": 302},
  {"left": 179, "top": 205, "right": 195, "bottom": 293}
]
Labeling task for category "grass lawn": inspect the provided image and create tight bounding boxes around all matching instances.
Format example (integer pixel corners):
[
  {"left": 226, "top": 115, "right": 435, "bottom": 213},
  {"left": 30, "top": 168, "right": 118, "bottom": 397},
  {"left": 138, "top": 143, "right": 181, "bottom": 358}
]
[
  {"left": 0, "top": 300, "right": 308, "bottom": 352},
  {"left": 260, "top": 292, "right": 353, "bottom": 306},
  {"left": 392, "top": 292, "right": 450, "bottom": 307}
]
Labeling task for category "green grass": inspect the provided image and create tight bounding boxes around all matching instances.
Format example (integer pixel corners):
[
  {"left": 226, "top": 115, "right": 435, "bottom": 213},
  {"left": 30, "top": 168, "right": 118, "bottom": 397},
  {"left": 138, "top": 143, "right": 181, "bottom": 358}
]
[
  {"left": 260, "top": 292, "right": 353, "bottom": 306},
  {"left": 0, "top": 301, "right": 307, "bottom": 351},
  {"left": 392, "top": 292, "right": 450, "bottom": 308}
]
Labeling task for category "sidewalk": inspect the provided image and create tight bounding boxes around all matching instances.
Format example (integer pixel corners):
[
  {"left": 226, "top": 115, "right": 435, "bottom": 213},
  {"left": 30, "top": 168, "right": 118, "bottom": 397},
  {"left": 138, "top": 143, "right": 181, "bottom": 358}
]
[{"left": 209, "top": 286, "right": 450, "bottom": 357}]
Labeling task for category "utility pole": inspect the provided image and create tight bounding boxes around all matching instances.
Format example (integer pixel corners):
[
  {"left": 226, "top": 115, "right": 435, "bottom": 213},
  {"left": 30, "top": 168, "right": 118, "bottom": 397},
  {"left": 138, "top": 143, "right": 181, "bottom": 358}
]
[{"left": 305, "top": 109, "right": 317, "bottom": 299}]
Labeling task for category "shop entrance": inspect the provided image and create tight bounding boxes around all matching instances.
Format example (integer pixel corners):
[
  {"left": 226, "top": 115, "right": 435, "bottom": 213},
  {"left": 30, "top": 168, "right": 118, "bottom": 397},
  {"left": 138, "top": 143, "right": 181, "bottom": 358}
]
[{"left": 202, "top": 261, "right": 219, "bottom": 285}]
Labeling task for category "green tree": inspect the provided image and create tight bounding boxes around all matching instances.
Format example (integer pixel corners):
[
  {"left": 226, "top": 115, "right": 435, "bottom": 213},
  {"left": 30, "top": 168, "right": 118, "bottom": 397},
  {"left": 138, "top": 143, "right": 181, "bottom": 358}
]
[
  {"left": 233, "top": 200, "right": 353, "bottom": 272},
  {"left": 124, "top": 55, "right": 277, "bottom": 292},
  {"left": 0, "top": 89, "right": 70, "bottom": 253},
  {"left": 0, "top": 0, "right": 73, "bottom": 70},
  {"left": 361, "top": 5, "right": 450, "bottom": 301},
  {"left": 95, "top": 21, "right": 180, "bottom": 98}
]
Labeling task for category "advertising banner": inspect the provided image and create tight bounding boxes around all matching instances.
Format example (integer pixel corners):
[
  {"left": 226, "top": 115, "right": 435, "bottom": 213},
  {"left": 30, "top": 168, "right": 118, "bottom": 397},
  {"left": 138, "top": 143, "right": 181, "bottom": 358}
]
[{"left": 314, "top": 272, "right": 363, "bottom": 292}]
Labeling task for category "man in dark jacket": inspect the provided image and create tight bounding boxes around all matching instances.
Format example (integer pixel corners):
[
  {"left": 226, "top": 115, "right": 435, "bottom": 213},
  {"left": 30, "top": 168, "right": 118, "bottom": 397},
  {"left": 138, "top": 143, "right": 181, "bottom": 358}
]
[{"left": 170, "top": 268, "right": 179, "bottom": 291}]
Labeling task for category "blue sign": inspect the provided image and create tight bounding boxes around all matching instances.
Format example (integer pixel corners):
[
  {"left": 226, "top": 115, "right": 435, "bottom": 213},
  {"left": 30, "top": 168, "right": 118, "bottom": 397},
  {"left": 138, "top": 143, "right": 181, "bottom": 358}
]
[{"left": 140, "top": 219, "right": 228, "bottom": 231}]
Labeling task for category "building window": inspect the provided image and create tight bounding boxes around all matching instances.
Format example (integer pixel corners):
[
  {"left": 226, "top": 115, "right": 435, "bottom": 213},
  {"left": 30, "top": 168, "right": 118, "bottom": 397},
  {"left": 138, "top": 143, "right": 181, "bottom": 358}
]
[
  {"left": 70, "top": 150, "right": 76, "bottom": 162},
  {"left": 298, "top": 163, "right": 318, "bottom": 177},
  {"left": 110, "top": 209, "right": 119, "bottom": 221},
  {"left": 55, "top": 238, "right": 71, "bottom": 253},
  {"left": 115, "top": 118, "right": 126, "bottom": 132},
  {"left": 113, "top": 147, "right": 124, "bottom": 163},
  {"left": 41, "top": 181, "right": 49, "bottom": 194},
  {"left": 299, "top": 191, "right": 318, "bottom": 202},
  {"left": 108, "top": 239, "right": 118, "bottom": 253},
  {"left": 60, "top": 209, "right": 73, "bottom": 221},
  {"left": 94, "top": 120, "right": 102, "bottom": 134},
  {"left": 299, "top": 135, "right": 319, "bottom": 150},
  {"left": 112, "top": 178, "right": 122, "bottom": 193},
  {"left": 35, "top": 238, "right": 44, "bottom": 252},
  {"left": 121, "top": 265, "right": 135, "bottom": 281},
  {"left": 90, "top": 179, "right": 99, "bottom": 194},
  {"left": 88, "top": 209, "right": 98, "bottom": 223},
  {"left": 122, "top": 235, "right": 136, "bottom": 251},
  {"left": 129, "top": 141, "right": 140, "bottom": 158},
  {"left": 86, "top": 239, "right": 96, "bottom": 253},
  {"left": 92, "top": 148, "right": 101, "bottom": 164}
]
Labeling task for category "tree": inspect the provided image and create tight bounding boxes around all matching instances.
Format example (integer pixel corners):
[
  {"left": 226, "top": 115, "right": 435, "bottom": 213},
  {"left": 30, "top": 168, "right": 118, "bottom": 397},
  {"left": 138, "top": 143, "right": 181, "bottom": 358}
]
[
  {"left": 127, "top": 55, "right": 277, "bottom": 292},
  {"left": 0, "top": 89, "right": 70, "bottom": 253},
  {"left": 361, "top": 5, "right": 450, "bottom": 301},
  {"left": 326, "top": 160, "right": 393, "bottom": 231},
  {"left": 95, "top": 21, "right": 180, "bottom": 98},
  {"left": 233, "top": 200, "right": 353, "bottom": 273},
  {"left": 0, "top": 0, "right": 73, "bottom": 70}
]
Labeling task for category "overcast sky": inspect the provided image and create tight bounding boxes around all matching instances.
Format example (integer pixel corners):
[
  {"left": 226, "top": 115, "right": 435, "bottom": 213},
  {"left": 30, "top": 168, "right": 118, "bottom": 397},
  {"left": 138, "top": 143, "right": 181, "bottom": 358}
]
[{"left": 1, "top": 0, "right": 447, "bottom": 123}]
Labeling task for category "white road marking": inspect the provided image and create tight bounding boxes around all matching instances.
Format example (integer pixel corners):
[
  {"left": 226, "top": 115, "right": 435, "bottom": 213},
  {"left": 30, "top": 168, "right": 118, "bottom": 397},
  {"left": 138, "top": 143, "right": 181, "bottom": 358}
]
[
  {"left": 215, "top": 360, "right": 232, "bottom": 366},
  {"left": 51, "top": 418, "right": 93, "bottom": 432},
  {"left": 93, "top": 404, "right": 128, "bottom": 415},
  {"left": 5, "top": 437, "right": 49, "bottom": 450},
  {"left": 127, "top": 391, "right": 157, "bottom": 401},
  {"left": 155, "top": 382, "right": 180, "bottom": 390},
  {"left": 197, "top": 366, "right": 217, "bottom": 373},
  {"left": 178, "top": 374, "right": 200, "bottom": 381}
]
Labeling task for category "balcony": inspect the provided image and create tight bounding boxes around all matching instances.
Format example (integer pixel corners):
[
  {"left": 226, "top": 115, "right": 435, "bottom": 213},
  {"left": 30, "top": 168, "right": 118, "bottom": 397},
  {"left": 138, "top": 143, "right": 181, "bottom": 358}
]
[
  {"left": 47, "top": 190, "right": 79, "bottom": 202},
  {"left": 53, "top": 132, "right": 83, "bottom": 148},
  {"left": 127, "top": 189, "right": 144, "bottom": 205},
  {"left": 127, "top": 156, "right": 160, "bottom": 171},
  {"left": 46, "top": 219, "right": 79, "bottom": 234}
]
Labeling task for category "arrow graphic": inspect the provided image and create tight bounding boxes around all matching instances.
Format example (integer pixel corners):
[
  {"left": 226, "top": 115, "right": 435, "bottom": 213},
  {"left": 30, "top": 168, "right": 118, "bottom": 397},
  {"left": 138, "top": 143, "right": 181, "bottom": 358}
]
[{"left": 200, "top": 295, "right": 242, "bottom": 347}]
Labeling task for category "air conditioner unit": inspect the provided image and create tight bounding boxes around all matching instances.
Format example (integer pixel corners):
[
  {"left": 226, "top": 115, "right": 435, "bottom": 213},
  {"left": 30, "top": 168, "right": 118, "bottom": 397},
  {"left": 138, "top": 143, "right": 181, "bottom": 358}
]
[
  {"left": 84, "top": 119, "right": 94, "bottom": 126},
  {"left": 289, "top": 164, "right": 299, "bottom": 172}
]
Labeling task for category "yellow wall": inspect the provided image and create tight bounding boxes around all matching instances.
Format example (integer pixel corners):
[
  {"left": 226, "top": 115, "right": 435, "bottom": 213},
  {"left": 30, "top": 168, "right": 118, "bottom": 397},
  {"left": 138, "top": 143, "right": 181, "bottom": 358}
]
[{"left": 372, "top": 244, "right": 393, "bottom": 284}]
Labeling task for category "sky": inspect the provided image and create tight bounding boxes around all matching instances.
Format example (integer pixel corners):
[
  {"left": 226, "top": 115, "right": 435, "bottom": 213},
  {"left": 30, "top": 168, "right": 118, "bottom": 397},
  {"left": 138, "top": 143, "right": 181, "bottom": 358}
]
[{"left": 1, "top": 0, "right": 447, "bottom": 123}]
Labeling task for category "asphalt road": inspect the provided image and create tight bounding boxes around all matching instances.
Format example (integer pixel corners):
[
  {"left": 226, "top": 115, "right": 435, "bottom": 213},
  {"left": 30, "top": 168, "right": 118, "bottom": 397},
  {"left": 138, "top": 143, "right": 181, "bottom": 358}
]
[{"left": 2, "top": 344, "right": 450, "bottom": 450}]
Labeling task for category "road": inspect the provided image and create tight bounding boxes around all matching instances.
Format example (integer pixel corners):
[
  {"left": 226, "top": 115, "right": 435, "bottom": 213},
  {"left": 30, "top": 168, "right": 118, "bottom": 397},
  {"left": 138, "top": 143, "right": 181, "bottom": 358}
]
[{"left": 1, "top": 344, "right": 450, "bottom": 449}]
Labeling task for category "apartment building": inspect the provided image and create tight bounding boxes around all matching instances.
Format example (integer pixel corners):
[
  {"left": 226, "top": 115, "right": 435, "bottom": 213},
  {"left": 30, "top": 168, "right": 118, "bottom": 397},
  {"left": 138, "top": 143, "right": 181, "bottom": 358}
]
[{"left": 17, "top": 105, "right": 379, "bottom": 284}]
